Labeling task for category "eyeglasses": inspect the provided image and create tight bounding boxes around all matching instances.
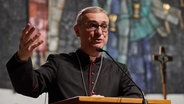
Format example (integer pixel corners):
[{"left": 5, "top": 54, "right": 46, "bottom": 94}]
[{"left": 85, "top": 22, "right": 108, "bottom": 32}]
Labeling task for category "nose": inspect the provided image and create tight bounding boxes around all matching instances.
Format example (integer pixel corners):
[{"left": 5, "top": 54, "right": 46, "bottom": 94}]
[{"left": 95, "top": 26, "right": 103, "bottom": 34}]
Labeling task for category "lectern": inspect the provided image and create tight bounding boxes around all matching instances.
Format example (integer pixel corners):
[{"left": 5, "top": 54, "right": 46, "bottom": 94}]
[{"left": 53, "top": 96, "right": 171, "bottom": 104}]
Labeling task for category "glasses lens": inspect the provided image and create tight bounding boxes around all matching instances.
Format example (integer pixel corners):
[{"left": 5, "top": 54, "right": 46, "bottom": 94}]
[
  {"left": 100, "top": 24, "right": 108, "bottom": 31},
  {"left": 88, "top": 22, "right": 98, "bottom": 31},
  {"left": 86, "top": 22, "right": 108, "bottom": 32}
]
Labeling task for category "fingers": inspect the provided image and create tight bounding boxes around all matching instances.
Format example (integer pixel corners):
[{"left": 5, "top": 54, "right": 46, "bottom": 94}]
[
  {"left": 29, "top": 33, "right": 44, "bottom": 51},
  {"left": 23, "top": 27, "right": 35, "bottom": 43},
  {"left": 21, "top": 23, "right": 36, "bottom": 43},
  {"left": 30, "top": 40, "right": 44, "bottom": 51},
  {"left": 25, "top": 32, "right": 43, "bottom": 49},
  {"left": 18, "top": 23, "right": 44, "bottom": 61},
  {"left": 19, "top": 23, "right": 44, "bottom": 52},
  {"left": 22, "top": 23, "right": 31, "bottom": 38}
]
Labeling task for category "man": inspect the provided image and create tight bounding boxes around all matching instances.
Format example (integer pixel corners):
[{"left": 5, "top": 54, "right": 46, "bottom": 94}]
[{"left": 6, "top": 6, "right": 142, "bottom": 103}]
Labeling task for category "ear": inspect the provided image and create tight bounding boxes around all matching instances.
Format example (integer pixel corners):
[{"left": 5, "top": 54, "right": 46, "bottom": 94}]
[{"left": 74, "top": 24, "right": 80, "bottom": 37}]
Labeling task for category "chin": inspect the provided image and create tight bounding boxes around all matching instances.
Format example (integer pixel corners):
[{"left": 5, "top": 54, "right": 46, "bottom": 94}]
[
  {"left": 92, "top": 47, "right": 101, "bottom": 51},
  {"left": 93, "top": 44, "right": 104, "bottom": 48}
]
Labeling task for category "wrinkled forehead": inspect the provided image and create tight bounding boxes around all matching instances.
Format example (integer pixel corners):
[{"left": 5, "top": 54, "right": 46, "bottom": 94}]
[{"left": 82, "top": 13, "right": 109, "bottom": 24}]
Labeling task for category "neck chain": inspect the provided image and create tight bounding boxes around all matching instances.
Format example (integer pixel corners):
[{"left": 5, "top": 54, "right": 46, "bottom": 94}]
[{"left": 75, "top": 53, "right": 103, "bottom": 96}]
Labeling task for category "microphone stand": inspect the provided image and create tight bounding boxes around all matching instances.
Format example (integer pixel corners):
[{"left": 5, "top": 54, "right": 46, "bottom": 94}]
[{"left": 96, "top": 48, "right": 148, "bottom": 104}]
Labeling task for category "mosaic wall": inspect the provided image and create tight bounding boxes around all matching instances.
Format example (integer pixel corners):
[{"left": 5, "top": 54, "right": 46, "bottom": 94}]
[
  {"left": 58, "top": 0, "right": 184, "bottom": 93},
  {"left": 1, "top": 0, "right": 184, "bottom": 94}
]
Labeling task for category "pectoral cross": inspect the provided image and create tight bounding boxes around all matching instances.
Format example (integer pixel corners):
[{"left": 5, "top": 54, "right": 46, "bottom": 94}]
[{"left": 152, "top": 46, "right": 173, "bottom": 99}]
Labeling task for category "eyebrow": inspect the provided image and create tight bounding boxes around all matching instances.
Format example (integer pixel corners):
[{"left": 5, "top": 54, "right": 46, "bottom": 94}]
[{"left": 87, "top": 20, "right": 108, "bottom": 24}]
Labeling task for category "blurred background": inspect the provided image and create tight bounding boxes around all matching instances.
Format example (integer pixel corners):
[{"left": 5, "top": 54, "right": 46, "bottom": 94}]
[{"left": 0, "top": 0, "right": 184, "bottom": 104}]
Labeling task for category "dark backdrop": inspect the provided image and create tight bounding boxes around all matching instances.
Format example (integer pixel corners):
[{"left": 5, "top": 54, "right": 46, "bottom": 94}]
[{"left": 0, "top": 0, "right": 28, "bottom": 89}]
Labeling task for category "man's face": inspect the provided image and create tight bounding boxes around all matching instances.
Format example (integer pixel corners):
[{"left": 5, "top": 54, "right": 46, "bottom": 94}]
[{"left": 75, "top": 12, "right": 109, "bottom": 52}]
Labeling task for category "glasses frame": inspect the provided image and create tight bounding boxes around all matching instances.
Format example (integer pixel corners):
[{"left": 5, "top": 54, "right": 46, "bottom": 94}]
[{"left": 85, "top": 21, "right": 109, "bottom": 32}]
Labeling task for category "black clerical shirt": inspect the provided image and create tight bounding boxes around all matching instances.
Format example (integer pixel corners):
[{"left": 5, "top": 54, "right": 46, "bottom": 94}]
[{"left": 6, "top": 49, "right": 142, "bottom": 103}]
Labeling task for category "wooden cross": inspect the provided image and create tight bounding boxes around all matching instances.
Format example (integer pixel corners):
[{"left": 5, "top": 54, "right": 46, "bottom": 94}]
[
  {"left": 152, "top": 46, "right": 173, "bottom": 99},
  {"left": 180, "top": 0, "right": 184, "bottom": 7},
  {"left": 179, "top": 0, "right": 184, "bottom": 29}
]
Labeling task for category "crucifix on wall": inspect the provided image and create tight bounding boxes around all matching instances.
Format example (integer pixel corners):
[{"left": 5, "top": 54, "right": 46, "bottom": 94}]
[
  {"left": 180, "top": 0, "right": 184, "bottom": 7},
  {"left": 179, "top": 0, "right": 184, "bottom": 29},
  {"left": 152, "top": 46, "right": 173, "bottom": 99}
]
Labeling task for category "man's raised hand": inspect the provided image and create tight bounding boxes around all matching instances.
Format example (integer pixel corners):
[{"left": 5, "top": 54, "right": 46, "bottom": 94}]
[{"left": 17, "top": 23, "right": 44, "bottom": 61}]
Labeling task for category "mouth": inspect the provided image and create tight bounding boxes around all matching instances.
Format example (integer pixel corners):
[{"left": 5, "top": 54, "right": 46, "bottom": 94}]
[
  {"left": 91, "top": 38, "right": 105, "bottom": 48},
  {"left": 93, "top": 38, "right": 103, "bottom": 43}
]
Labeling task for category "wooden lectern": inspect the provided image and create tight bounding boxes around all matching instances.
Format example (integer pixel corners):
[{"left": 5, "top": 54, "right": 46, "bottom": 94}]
[{"left": 53, "top": 96, "right": 171, "bottom": 104}]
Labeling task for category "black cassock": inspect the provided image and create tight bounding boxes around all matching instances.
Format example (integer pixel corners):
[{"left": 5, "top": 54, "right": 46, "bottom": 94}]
[{"left": 6, "top": 49, "right": 142, "bottom": 103}]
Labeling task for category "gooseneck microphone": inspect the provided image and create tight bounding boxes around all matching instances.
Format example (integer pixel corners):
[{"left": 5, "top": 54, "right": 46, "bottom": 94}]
[{"left": 96, "top": 48, "right": 148, "bottom": 104}]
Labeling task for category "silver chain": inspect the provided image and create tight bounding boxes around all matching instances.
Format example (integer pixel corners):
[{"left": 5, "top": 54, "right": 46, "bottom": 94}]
[{"left": 75, "top": 53, "right": 103, "bottom": 96}]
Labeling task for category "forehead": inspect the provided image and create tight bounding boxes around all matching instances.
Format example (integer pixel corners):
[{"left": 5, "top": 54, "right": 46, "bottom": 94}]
[{"left": 83, "top": 12, "right": 109, "bottom": 23}]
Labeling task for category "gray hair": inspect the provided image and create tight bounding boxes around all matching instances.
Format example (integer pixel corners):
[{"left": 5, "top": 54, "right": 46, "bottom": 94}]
[{"left": 75, "top": 6, "right": 108, "bottom": 25}]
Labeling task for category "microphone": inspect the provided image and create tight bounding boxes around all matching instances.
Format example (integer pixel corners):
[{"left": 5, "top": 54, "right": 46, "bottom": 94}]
[{"left": 96, "top": 48, "right": 148, "bottom": 104}]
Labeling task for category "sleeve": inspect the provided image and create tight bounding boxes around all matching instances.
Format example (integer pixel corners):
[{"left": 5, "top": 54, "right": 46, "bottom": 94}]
[
  {"left": 6, "top": 52, "right": 57, "bottom": 98},
  {"left": 118, "top": 64, "right": 143, "bottom": 98}
]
